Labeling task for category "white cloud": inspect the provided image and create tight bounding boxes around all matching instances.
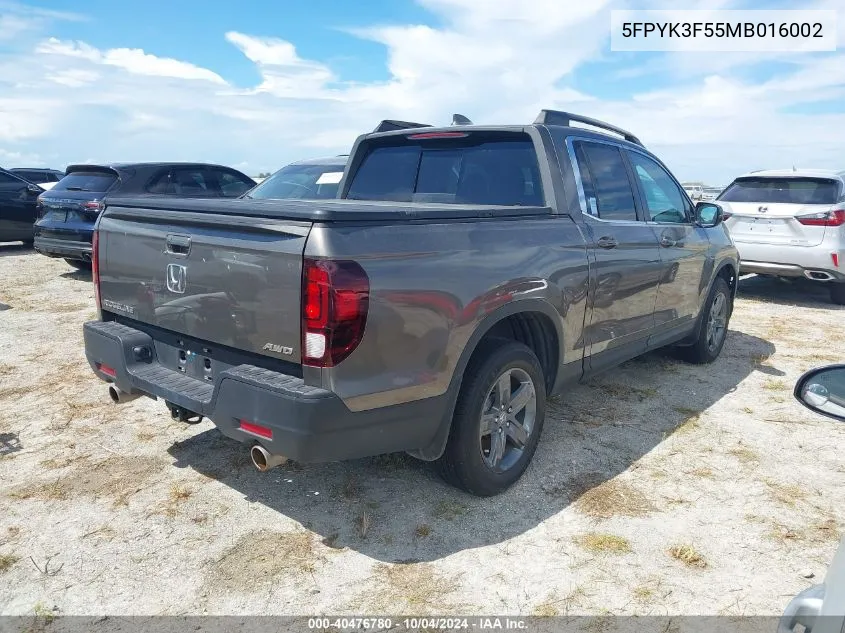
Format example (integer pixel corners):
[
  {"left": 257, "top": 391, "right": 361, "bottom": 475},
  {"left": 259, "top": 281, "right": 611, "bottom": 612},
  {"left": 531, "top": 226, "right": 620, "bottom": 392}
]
[{"left": 0, "top": 0, "right": 842, "bottom": 183}]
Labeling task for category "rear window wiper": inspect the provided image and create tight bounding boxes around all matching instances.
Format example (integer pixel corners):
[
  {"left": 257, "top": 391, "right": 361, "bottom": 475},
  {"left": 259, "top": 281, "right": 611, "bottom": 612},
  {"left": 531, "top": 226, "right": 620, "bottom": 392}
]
[{"left": 64, "top": 186, "right": 90, "bottom": 191}]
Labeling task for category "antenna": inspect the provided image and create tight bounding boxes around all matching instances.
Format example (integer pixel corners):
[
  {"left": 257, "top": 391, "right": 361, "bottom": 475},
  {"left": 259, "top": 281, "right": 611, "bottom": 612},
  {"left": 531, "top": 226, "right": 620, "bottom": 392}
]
[{"left": 451, "top": 113, "right": 473, "bottom": 126}]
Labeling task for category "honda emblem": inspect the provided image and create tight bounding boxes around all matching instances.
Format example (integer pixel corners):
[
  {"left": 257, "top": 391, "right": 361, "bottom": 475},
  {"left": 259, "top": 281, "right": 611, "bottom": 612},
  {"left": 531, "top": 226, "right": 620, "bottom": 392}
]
[{"left": 166, "top": 263, "right": 187, "bottom": 294}]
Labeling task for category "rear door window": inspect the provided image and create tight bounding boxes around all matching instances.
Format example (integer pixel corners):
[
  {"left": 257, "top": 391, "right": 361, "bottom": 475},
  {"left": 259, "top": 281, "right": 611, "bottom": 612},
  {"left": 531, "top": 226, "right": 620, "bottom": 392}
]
[
  {"left": 573, "top": 141, "right": 638, "bottom": 221},
  {"left": 146, "top": 168, "right": 211, "bottom": 196},
  {"left": 719, "top": 178, "right": 840, "bottom": 204},
  {"left": 53, "top": 171, "right": 117, "bottom": 193},
  {"left": 346, "top": 135, "right": 544, "bottom": 206}
]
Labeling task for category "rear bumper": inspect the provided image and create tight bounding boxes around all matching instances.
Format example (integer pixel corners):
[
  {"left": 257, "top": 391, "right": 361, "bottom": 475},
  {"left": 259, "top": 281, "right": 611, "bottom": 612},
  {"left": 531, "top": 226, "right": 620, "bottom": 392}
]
[
  {"left": 33, "top": 236, "right": 92, "bottom": 261},
  {"left": 740, "top": 260, "right": 845, "bottom": 281},
  {"left": 82, "top": 320, "right": 446, "bottom": 462}
]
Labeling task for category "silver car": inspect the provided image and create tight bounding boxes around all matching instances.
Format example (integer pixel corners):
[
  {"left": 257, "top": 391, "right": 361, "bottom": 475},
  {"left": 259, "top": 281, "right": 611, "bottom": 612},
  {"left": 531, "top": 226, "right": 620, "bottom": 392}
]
[{"left": 718, "top": 169, "right": 845, "bottom": 305}]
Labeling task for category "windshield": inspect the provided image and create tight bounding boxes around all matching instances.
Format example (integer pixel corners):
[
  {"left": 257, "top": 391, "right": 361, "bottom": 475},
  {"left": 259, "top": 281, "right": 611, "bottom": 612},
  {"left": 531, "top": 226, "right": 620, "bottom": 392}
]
[
  {"left": 53, "top": 171, "right": 118, "bottom": 193},
  {"left": 719, "top": 177, "right": 840, "bottom": 205},
  {"left": 246, "top": 164, "right": 344, "bottom": 200}
]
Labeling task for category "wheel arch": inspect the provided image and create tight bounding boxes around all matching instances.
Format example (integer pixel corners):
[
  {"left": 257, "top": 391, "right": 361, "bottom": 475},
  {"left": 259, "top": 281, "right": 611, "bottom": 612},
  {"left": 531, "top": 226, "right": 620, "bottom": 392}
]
[{"left": 408, "top": 299, "right": 563, "bottom": 461}]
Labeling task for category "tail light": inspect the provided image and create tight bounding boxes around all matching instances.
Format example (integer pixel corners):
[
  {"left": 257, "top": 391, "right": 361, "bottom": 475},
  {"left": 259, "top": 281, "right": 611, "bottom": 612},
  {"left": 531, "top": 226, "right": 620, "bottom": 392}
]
[
  {"left": 796, "top": 208, "right": 845, "bottom": 227},
  {"left": 82, "top": 200, "right": 104, "bottom": 216},
  {"left": 301, "top": 258, "right": 369, "bottom": 367},
  {"left": 92, "top": 229, "right": 101, "bottom": 313}
]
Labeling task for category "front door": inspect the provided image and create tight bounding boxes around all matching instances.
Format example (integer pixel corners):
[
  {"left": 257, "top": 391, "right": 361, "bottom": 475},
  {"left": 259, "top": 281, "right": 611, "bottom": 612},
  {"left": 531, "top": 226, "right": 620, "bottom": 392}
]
[
  {"left": 626, "top": 151, "right": 710, "bottom": 342},
  {"left": 570, "top": 140, "right": 663, "bottom": 373}
]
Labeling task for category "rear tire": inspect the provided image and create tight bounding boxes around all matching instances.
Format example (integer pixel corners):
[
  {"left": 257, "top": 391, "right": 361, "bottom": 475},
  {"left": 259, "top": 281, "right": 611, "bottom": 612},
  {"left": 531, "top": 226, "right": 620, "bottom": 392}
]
[
  {"left": 831, "top": 283, "right": 845, "bottom": 306},
  {"left": 436, "top": 339, "right": 546, "bottom": 496},
  {"left": 680, "top": 277, "right": 731, "bottom": 364},
  {"left": 65, "top": 259, "right": 91, "bottom": 271}
]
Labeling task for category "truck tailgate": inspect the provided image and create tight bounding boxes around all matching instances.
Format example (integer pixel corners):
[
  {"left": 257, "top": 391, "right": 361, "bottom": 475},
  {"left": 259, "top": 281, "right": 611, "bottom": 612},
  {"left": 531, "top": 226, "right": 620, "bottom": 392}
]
[{"left": 97, "top": 205, "right": 310, "bottom": 362}]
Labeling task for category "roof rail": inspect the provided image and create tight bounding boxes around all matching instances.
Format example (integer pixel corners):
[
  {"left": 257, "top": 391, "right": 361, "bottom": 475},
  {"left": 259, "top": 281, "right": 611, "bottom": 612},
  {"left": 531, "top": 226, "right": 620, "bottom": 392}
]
[
  {"left": 451, "top": 113, "right": 473, "bottom": 126},
  {"left": 373, "top": 119, "right": 432, "bottom": 133},
  {"left": 534, "top": 109, "right": 643, "bottom": 146}
]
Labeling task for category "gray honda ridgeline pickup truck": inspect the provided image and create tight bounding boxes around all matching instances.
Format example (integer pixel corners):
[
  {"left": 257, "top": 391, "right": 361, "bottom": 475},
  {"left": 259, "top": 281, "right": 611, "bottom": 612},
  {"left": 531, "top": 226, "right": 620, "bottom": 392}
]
[{"left": 83, "top": 110, "right": 738, "bottom": 496}]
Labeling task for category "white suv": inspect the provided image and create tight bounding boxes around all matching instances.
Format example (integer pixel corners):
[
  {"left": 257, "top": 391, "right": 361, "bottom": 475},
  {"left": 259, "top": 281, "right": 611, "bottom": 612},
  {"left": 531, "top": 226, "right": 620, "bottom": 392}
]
[{"left": 718, "top": 169, "right": 845, "bottom": 305}]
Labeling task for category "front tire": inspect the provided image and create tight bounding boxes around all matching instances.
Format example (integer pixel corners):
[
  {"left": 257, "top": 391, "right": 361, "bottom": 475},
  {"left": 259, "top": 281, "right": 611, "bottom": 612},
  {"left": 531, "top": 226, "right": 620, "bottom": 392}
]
[
  {"left": 680, "top": 277, "right": 731, "bottom": 364},
  {"left": 436, "top": 339, "right": 546, "bottom": 496},
  {"left": 831, "top": 283, "right": 845, "bottom": 306}
]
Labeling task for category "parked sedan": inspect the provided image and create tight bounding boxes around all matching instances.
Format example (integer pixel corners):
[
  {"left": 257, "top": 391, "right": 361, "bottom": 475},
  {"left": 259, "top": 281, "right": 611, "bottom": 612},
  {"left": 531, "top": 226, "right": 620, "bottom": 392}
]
[
  {"left": 0, "top": 167, "right": 43, "bottom": 244},
  {"left": 243, "top": 155, "right": 347, "bottom": 200},
  {"left": 718, "top": 169, "right": 845, "bottom": 304},
  {"left": 10, "top": 168, "right": 65, "bottom": 190},
  {"left": 34, "top": 162, "right": 256, "bottom": 269}
]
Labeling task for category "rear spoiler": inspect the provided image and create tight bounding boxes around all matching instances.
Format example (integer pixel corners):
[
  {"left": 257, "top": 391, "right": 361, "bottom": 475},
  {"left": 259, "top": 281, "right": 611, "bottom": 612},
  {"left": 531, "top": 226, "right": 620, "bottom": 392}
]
[
  {"left": 65, "top": 164, "right": 121, "bottom": 175},
  {"left": 372, "top": 120, "right": 432, "bottom": 133}
]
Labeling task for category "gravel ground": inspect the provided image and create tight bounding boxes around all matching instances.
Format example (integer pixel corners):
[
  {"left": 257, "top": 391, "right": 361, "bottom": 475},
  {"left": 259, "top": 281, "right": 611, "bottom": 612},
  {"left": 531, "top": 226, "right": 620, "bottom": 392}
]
[{"left": 1, "top": 242, "right": 844, "bottom": 617}]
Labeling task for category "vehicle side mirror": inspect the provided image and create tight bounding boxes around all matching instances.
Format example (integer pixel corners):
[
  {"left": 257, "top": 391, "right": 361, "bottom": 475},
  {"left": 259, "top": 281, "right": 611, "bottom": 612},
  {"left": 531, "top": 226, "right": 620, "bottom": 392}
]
[
  {"left": 695, "top": 202, "right": 723, "bottom": 228},
  {"left": 794, "top": 364, "right": 845, "bottom": 422},
  {"left": 26, "top": 184, "right": 42, "bottom": 195}
]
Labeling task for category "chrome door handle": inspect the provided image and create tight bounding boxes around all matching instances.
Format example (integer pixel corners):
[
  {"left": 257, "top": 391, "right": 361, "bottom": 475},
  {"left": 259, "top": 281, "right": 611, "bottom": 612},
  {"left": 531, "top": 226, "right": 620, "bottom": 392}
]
[
  {"left": 660, "top": 236, "right": 677, "bottom": 248},
  {"left": 597, "top": 236, "right": 618, "bottom": 249}
]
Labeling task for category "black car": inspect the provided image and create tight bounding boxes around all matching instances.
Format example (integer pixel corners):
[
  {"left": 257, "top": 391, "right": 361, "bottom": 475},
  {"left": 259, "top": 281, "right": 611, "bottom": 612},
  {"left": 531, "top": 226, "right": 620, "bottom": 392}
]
[
  {"left": 34, "top": 162, "right": 256, "bottom": 269},
  {"left": 10, "top": 168, "right": 65, "bottom": 185},
  {"left": 0, "top": 167, "right": 43, "bottom": 244}
]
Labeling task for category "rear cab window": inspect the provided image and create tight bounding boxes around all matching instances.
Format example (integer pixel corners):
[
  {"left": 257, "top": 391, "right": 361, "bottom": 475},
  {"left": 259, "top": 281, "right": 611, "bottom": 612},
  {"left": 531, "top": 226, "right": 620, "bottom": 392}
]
[
  {"left": 719, "top": 178, "right": 840, "bottom": 205},
  {"left": 53, "top": 170, "right": 118, "bottom": 193},
  {"left": 345, "top": 132, "right": 545, "bottom": 206}
]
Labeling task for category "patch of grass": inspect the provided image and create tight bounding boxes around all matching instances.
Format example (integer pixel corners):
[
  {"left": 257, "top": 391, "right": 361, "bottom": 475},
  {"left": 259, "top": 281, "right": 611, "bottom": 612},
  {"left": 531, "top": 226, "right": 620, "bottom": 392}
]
[
  {"left": 0, "top": 385, "right": 30, "bottom": 400},
  {"left": 766, "top": 481, "right": 806, "bottom": 507},
  {"left": 728, "top": 446, "right": 759, "bottom": 464},
  {"left": 0, "top": 553, "right": 19, "bottom": 573},
  {"left": 532, "top": 598, "right": 560, "bottom": 617},
  {"left": 341, "top": 476, "right": 358, "bottom": 499},
  {"left": 668, "top": 544, "right": 707, "bottom": 568},
  {"left": 414, "top": 524, "right": 431, "bottom": 538},
  {"left": 136, "top": 431, "right": 156, "bottom": 443},
  {"left": 673, "top": 406, "right": 700, "bottom": 417},
  {"left": 432, "top": 499, "right": 467, "bottom": 521},
  {"left": 363, "top": 562, "right": 460, "bottom": 614},
  {"left": 574, "top": 478, "right": 653, "bottom": 519},
  {"left": 690, "top": 467, "right": 715, "bottom": 478},
  {"left": 802, "top": 352, "right": 841, "bottom": 363},
  {"left": 632, "top": 585, "right": 654, "bottom": 603},
  {"left": 742, "top": 406, "right": 754, "bottom": 414},
  {"left": 356, "top": 511, "right": 372, "bottom": 539},
  {"left": 39, "top": 453, "right": 90, "bottom": 470},
  {"left": 32, "top": 602, "right": 57, "bottom": 624},
  {"left": 762, "top": 378, "right": 788, "bottom": 392},
  {"left": 0, "top": 363, "right": 15, "bottom": 376},
  {"left": 211, "top": 530, "right": 324, "bottom": 593},
  {"left": 573, "top": 532, "right": 630, "bottom": 555},
  {"left": 599, "top": 383, "right": 658, "bottom": 401},
  {"left": 370, "top": 453, "right": 408, "bottom": 471}
]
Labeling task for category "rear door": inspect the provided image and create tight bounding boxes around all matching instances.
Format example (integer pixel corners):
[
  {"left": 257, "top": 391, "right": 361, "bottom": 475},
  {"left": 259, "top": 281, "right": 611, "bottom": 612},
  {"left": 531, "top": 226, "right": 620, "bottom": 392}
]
[
  {"left": 626, "top": 150, "right": 710, "bottom": 333},
  {"left": 719, "top": 177, "right": 840, "bottom": 247},
  {"left": 568, "top": 139, "right": 663, "bottom": 371},
  {"left": 0, "top": 171, "right": 38, "bottom": 240}
]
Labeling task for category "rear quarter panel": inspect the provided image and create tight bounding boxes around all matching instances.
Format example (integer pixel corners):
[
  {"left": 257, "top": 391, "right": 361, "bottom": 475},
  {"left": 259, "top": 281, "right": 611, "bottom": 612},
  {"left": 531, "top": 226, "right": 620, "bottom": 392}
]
[{"left": 308, "top": 216, "right": 590, "bottom": 411}]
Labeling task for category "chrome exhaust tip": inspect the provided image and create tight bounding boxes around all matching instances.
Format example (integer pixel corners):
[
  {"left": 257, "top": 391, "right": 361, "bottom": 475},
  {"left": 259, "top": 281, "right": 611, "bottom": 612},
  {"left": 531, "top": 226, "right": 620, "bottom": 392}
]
[
  {"left": 108, "top": 385, "right": 141, "bottom": 404},
  {"left": 250, "top": 445, "right": 287, "bottom": 472},
  {"left": 804, "top": 270, "right": 835, "bottom": 281}
]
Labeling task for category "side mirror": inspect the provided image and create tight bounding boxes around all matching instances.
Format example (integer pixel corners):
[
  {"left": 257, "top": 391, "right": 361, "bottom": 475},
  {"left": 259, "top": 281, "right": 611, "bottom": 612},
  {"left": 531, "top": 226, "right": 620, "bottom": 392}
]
[
  {"left": 695, "top": 202, "right": 724, "bottom": 228},
  {"left": 26, "top": 184, "right": 42, "bottom": 195},
  {"left": 794, "top": 364, "right": 845, "bottom": 422}
]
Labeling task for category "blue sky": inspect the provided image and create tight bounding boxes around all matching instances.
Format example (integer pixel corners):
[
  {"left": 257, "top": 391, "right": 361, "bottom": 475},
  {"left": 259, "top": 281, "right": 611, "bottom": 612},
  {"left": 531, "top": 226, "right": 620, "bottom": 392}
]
[{"left": 0, "top": 0, "right": 842, "bottom": 183}]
